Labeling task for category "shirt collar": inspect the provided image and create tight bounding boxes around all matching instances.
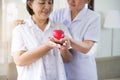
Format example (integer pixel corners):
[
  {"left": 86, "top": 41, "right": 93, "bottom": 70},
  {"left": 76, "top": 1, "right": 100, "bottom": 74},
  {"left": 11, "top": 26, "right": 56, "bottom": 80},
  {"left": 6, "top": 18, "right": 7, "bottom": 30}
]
[
  {"left": 64, "top": 7, "right": 88, "bottom": 22},
  {"left": 26, "top": 17, "right": 52, "bottom": 31},
  {"left": 74, "top": 7, "right": 88, "bottom": 21},
  {"left": 63, "top": 8, "right": 71, "bottom": 22}
]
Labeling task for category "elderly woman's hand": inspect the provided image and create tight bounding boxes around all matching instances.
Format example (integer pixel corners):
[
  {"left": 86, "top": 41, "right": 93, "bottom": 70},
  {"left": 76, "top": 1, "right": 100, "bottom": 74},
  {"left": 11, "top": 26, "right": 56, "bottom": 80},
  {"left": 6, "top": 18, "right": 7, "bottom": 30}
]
[
  {"left": 46, "top": 37, "right": 61, "bottom": 49},
  {"left": 47, "top": 35, "right": 72, "bottom": 49}
]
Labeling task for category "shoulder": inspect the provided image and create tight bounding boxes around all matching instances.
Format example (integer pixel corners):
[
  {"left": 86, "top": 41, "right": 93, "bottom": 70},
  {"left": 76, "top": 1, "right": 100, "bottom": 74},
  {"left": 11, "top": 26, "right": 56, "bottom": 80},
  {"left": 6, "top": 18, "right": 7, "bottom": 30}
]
[
  {"left": 85, "top": 9, "right": 101, "bottom": 22},
  {"left": 13, "top": 25, "right": 24, "bottom": 33},
  {"left": 87, "top": 9, "right": 101, "bottom": 19},
  {"left": 13, "top": 18, "right": 31, "bottom": 33}
]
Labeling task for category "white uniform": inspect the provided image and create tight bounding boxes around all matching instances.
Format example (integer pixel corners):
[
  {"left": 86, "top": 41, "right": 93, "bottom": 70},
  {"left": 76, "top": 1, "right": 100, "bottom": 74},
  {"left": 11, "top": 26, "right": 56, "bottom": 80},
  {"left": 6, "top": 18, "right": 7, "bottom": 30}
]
[
  {"left": 11, "top": 17, "right": 71, "bottom": 80},
  {"left": 50, "top": 7, "right": 101, "bottom": 80}
]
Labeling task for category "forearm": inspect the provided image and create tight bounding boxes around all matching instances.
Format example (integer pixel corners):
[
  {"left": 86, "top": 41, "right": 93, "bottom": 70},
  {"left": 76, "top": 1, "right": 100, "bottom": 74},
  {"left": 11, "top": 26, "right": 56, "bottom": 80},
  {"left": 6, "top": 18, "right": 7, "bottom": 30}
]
[
  {"left": 60, "top": 49, "right": 73, "bottom": 63},
  {"left": 70, "top": 39, "right": 94, "bottom": 54},
  {"left": 13, "top": 44, "right": 51, "bottom": 66}
]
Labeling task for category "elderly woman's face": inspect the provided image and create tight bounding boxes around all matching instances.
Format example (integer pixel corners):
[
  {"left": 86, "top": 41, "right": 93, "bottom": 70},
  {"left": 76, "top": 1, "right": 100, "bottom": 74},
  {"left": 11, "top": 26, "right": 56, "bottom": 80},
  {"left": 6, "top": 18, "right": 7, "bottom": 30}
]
[
  {"left": 29, "top": 0, "right": 53, "bottom": 19},
  {"left": 67, "top": 0, "right": 88, "bottom": 11}
]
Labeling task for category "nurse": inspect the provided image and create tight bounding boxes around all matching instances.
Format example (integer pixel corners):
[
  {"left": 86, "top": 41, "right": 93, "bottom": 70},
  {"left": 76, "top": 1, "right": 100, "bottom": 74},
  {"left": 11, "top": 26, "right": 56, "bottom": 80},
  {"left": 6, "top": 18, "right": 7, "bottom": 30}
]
[
  {"left": 50, "top": 0, "right": 101, "bottom": 80},
  {"left": 14, "top": 0, "right": 101, "bottom": 80}
]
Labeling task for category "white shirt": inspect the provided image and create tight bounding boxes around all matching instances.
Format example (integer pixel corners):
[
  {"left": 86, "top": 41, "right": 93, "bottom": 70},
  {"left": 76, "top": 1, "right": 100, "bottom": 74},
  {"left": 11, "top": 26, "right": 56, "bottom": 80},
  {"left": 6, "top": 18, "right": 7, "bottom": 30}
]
[
  {"left": 11, "top": 17, "right": 71, "bottom": 80},
  {"left": 50, "top": 7, "right": 101, "bottom": 80}
]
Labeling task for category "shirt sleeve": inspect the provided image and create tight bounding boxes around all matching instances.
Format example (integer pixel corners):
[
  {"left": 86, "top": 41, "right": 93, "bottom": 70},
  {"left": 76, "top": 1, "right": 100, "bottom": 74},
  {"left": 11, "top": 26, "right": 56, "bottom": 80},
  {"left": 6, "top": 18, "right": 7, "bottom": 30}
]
[
  {"left": 84, "top": 14, "right": 101, "bottom": 42},
  {"left": 84, "top": 13, "right": 101, "bottom": 55},
  {"left": 11, "top": 27, "right": 27, "bottom": 56}
]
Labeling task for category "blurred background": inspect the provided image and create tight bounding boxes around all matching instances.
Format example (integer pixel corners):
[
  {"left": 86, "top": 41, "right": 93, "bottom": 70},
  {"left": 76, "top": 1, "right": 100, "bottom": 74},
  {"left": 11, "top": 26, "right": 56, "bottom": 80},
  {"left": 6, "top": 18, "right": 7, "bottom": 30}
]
[{"left": 0, "top": 0, "right": 120, "bottom": 80}]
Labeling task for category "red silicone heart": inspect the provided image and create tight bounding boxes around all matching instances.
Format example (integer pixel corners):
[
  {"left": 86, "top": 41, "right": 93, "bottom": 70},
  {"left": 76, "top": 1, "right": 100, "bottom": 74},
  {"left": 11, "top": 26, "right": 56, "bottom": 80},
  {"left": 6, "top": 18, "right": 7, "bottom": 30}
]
[{"left": 53, "top": 29, "right": 64, "bottom": 40}]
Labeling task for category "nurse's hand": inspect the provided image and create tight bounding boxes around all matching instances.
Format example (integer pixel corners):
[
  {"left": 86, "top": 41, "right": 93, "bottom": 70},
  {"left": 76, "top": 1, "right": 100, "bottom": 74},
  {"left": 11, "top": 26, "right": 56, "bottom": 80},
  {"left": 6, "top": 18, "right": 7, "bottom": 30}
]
[
  {"left": 59, "top": 35, "right": 72, "bottom": 49},
  {"left": 49, "top": 36, "right": 73, "bottom": 62},
  {"left": 13, "top": 19, "right": 24, "bottom": 27},
  {"left": 48, "top": 36, "right": 71, "bottom": 49},
  {"left": 59, "top": 40, "right": 71, "bottom": 50},
  {"left": 59, "top": 40, "right": 73, "bottom": 63}
]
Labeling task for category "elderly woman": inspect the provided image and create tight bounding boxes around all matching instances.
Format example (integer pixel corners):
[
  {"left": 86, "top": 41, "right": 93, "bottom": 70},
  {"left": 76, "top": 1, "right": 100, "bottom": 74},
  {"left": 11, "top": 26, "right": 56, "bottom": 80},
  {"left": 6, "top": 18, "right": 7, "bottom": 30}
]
[{"left": 11, "top": 0, "right": 72, "bottom": 80}]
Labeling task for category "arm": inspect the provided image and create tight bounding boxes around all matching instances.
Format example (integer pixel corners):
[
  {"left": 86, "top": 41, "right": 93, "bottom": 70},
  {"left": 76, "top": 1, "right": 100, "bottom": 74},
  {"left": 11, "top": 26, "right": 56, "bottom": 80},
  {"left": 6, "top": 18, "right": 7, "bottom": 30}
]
[
  {"left": 60, "top": 36, "right": 95, "bottom": 54},
  {"left": 59, "top": 41, "right": 73, "bottom": 63},
  {"left": 13, "top": 43, "right": 52, "bottom": 66},
  {"left": 70, "top": 13, "right": 101, "bottom": 54},
  {"left": 70, "top": 39, "right": 95, "bottom": 54},
  {"left": 12, "top": 33, "right": 60, "bottom": 66},
  {"left": 49, "top": 37, "right": 73, "bottom": 63}
]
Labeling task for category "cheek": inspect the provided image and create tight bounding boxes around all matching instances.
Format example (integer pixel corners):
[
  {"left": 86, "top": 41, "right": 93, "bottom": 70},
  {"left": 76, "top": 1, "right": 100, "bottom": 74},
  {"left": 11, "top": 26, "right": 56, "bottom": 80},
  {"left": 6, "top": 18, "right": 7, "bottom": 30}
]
[
  {"left": 50, "top": 6, "right": 53, "bottom": 12},
  {"left": 33, "top": 6, "right": 42, "bottom": 14}
]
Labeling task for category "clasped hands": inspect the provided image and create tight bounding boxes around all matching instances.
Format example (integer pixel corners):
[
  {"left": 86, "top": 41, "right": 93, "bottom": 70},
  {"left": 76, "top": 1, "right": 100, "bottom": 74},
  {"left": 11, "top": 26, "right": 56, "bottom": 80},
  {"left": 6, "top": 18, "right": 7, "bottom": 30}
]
[{"left": 47, "top": 36, "right": 71, "bottom": 50}]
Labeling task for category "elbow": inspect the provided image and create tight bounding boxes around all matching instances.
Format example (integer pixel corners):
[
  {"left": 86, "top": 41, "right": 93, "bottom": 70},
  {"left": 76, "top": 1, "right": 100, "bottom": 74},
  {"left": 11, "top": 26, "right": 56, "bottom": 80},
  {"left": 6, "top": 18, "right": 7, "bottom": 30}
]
[
  {"left": 82, "top": 50, "right": 89, "bottom": 54},
  {"left": 81, "top": 48, "right": 90, "bottom": 54},
  {"left": 12, "top": 51, "right": 28, "bottom": 66},
  {"left": 15, "top": 61, "right": 25, "bottom": 66}
]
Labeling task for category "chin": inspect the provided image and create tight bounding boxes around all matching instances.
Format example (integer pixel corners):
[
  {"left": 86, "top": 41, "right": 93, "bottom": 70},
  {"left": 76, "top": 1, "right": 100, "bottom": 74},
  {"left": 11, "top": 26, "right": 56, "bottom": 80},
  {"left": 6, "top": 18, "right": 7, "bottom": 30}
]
[{"left": 69, "top": 6, "right": 75, "bottom": 10}]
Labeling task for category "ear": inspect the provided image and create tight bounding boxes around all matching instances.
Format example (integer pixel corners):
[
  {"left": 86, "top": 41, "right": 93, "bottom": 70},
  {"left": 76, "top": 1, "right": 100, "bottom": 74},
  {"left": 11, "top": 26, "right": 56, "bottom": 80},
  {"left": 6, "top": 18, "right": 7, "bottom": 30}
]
[{"left": 27, "top": 1, "right": 33, "bottom": 9}]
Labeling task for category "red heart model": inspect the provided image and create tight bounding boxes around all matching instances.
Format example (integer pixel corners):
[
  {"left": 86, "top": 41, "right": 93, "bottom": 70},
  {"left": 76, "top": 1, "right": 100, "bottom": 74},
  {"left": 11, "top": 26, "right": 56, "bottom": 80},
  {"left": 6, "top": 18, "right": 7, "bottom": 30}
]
[{"left": 53, "top": 29, "right": 64, "bottom": 40}]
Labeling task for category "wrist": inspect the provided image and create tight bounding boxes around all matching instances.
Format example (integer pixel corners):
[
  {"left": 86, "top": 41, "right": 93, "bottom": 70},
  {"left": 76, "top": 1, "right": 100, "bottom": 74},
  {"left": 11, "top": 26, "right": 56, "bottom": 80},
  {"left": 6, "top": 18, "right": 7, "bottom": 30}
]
[
  {"left": 44, "top": 43, "right": 53, "bottom": 50},
  {"left": 69, "top": 38, "right": 74, "bottom": 46}
]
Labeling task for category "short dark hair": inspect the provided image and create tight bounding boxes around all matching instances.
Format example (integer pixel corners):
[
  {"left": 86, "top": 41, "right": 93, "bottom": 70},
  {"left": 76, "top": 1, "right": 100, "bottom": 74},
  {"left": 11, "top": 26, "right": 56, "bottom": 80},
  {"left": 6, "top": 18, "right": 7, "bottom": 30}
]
[
  {"left": 26, "top": 0, "right": 34, "bottom": 15},
  {"left": 26, "top": 0, "right": 54, "bottom": 15}
]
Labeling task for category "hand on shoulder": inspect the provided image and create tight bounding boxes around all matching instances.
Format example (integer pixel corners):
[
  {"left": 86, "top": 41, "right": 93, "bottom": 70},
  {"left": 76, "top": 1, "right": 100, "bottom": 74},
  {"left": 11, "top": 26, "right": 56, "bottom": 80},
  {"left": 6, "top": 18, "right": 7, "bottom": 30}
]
[{"left": 13, "top": 19, "right": 25, "bottom": 27}]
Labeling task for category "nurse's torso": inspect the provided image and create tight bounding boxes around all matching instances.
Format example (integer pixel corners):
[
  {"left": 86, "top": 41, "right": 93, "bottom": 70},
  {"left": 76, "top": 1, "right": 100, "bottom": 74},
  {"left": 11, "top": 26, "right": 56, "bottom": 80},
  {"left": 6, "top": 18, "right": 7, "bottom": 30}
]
[{"left": 50, "top": 8, "right": 98, "bottom": 80}]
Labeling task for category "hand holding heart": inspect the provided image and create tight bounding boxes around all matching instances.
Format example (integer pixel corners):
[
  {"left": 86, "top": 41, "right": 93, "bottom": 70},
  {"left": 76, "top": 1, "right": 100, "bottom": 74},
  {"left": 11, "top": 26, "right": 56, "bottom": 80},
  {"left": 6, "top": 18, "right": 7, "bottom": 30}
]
[{"left": 48, "top": 29, "right": 71, "bottom": 49}]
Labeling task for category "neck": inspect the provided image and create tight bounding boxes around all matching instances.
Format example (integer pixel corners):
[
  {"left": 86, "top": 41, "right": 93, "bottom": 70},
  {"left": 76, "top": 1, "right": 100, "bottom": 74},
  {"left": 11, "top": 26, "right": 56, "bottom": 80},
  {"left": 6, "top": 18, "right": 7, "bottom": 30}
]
[
  {"left": 71, "top": 10, "right": 79, "bottom": 20},
  {"left": 32, "top": 15, "right": 49, "bottom": 31},
  {"left": 70, "top": 7, "right": 85, "bottom": 20}
]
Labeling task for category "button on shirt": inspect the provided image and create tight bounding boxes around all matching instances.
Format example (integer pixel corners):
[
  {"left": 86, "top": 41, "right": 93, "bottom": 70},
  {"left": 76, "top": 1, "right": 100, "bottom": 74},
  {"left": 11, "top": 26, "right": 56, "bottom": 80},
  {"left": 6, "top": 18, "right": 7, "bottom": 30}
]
[
  {"left": 50, "top": 7, "right": 101, "bottom": 80},
  {"left": 11, "top": 17, "right": 71, "bottom": 80}
]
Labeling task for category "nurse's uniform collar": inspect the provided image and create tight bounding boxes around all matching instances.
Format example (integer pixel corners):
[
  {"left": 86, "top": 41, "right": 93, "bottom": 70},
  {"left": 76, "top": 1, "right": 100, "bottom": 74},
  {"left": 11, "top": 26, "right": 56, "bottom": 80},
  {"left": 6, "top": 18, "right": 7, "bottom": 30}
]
[
  {"left": 64, "top": 7, "right": 88, "bottom": 21},
  {"left": 74, "top": 7, "right": 88, "bottom": 21}
]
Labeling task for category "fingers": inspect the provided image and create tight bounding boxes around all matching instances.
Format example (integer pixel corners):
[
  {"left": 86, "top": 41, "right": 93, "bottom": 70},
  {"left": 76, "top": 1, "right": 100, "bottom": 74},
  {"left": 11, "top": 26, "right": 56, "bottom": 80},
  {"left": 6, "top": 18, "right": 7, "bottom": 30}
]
[
  {"left": 48, "top": 38, "right": 61, "bottom": 48},
  {"left": 59, "top": 35, "right": 70, "bottom": 43},
  {"left": 13, "top": 19, "right": 25, "bottom": 27},
  {"left": 49, "top": 37, "right": 63, "bottom": 45},
  {"left": 48, "top": 36, "right": 71, "bottom": 49},
  {"left": 63, "top": 41, "right": 68, "bottom": 47}
]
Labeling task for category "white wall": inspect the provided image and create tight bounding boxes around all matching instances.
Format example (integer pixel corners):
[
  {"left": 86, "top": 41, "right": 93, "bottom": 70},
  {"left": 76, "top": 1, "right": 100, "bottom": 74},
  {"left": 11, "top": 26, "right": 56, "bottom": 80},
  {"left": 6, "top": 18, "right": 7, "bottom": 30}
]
[
  {"left": 94, "top": 0, "right": 120, "bottom": 57},
  {"left": 0, "top": 0, "right": 2, "bottom": 41},
  {"left": 54, "top": 0, "right": 68, "bottom": 9}
]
